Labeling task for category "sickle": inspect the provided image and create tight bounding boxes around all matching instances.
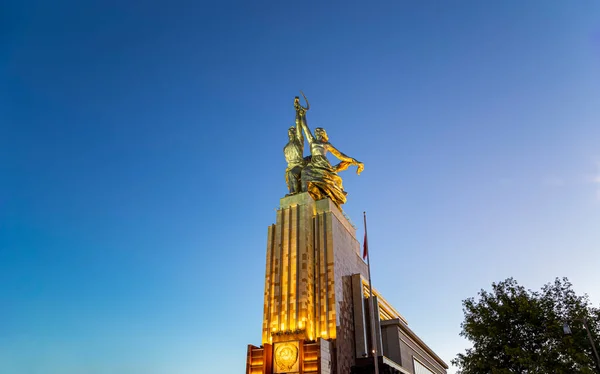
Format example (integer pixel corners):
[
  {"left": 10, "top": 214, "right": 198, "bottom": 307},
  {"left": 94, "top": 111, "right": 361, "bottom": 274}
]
[{"left": 299, "top": 90, "right": 310, "bottom": 111}]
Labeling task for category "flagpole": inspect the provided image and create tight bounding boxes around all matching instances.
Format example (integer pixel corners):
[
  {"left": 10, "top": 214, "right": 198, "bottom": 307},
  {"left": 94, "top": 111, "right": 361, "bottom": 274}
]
[{"left": 364, "top": 212, "right": 379, "bottom": 374}]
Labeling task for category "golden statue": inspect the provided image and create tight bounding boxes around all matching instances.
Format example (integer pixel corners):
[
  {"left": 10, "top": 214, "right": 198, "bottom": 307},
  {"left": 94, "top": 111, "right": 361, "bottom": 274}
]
[
  {"left": 283, "top": 93, "right": 309, "bottom": 195},
  {"left": 295, "top": 92, "right": 364, "bottom": 207}
]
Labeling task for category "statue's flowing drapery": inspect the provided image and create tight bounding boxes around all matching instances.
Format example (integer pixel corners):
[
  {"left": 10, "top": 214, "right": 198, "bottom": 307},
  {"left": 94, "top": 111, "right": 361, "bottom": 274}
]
[{"left": 302, "top": 143, "right": 348, "bottom": 206}]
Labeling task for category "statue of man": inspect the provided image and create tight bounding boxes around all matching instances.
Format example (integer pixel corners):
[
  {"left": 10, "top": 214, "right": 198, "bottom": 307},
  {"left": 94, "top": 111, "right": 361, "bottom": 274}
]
[{"left": 283, "top": 94, "right": 308, "bottom": 195}]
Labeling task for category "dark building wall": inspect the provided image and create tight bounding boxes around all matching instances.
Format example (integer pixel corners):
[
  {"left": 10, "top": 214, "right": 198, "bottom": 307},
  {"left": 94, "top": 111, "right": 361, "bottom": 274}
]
[
  {"left": 381, "top": 321, "right": 447, "bottom": 374},
  {"left": 326, "top": 203, "right": 368, "bottom": 374},
  {"left": 381, "top": 324, "right": 402, "bottom": 367}
]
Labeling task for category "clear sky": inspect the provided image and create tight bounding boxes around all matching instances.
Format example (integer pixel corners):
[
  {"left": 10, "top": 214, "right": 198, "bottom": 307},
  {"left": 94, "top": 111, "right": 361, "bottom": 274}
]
[{"left": 2, "top": 1, "right": 599, "bottom": 373}]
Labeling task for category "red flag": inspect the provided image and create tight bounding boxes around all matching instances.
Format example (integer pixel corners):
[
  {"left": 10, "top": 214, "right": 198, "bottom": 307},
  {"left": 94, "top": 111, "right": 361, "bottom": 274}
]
[
  {"left": 363, "top": 232, "right": 368, "bottom": 260},
  {"left": 363, "top": 213, "right": 369, "bottom": 260}
]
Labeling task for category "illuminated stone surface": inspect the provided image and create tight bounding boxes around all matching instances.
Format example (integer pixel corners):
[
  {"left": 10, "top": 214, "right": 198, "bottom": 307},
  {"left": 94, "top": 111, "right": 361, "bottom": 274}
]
[
  {"left": 262, "top": 193, "right": 367, "bottom": 345},
  {"left": 247, "top": 192, "right": 449, "bottom": 374}
]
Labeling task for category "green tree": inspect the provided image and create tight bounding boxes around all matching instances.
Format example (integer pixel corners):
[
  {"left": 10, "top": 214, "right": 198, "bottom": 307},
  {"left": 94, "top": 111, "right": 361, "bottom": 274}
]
[{"left": 452, "top": 278, "right": 600, "bottom": 374}]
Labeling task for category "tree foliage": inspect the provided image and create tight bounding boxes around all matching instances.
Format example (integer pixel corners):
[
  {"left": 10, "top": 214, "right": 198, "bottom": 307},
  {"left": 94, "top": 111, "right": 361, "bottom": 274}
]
[{"left": 453, "top": 278, "right": 600, "bottom": 374}]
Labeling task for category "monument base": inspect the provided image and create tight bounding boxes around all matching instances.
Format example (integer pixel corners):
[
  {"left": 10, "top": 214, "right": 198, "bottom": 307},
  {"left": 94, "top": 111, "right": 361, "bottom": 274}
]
[
  {"left": 246, "top": 338, "right": 332, "bottom": 374},
  {"left": 247, "top": 193, "right": 448, "bottom": 373},
  {"left": 251, "top": 193, "right": 367, "bottom": 374}
]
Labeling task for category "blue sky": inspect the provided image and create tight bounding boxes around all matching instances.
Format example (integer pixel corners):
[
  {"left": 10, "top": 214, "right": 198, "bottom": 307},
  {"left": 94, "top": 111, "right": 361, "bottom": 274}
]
[{"left": 1, "top": 1, "right": 599, "bottom": 373}]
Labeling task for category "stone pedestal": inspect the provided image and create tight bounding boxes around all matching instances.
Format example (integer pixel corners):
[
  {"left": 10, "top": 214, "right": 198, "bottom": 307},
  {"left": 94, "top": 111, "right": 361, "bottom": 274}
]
[
  {"left": 247, "top": 193, "right": 449, "bottom": 374},
  {"left": 257, "top": 193, "right": 368, "bottom": 374}
]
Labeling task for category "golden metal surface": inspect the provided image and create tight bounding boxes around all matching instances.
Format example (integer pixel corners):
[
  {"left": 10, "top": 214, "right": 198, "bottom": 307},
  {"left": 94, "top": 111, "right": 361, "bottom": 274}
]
[
  {"left": 274, "top": 341, "right": 300, "bottom": 373},
  {"left": 290, "top": 92, "right": 363, "bottom": 207},
  {"left": 283, "top": 92, "right": 311, "bottom": 195}
]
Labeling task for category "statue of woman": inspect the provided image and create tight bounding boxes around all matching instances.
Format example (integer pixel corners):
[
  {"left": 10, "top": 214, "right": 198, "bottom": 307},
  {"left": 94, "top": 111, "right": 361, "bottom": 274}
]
[{"left": 299, "top": 114, "right": 363, "bottom": 207}]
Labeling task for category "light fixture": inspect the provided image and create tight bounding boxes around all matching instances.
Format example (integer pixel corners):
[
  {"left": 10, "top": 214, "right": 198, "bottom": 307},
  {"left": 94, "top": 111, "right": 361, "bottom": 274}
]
[{"left": 563, "top": 319, "right": 600, "bottom": 373}]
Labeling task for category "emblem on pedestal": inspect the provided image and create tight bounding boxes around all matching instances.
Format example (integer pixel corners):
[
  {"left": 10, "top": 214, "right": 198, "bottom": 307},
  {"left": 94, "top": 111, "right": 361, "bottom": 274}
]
[{"left": 274, "top": 341, "right": 299, "bottom": 373}]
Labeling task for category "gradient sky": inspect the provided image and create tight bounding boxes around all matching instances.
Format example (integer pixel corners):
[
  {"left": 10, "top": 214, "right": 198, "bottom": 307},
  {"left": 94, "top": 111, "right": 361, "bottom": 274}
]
[{"left": 2, "top": 1, "right": 600, "bottom": 373}]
